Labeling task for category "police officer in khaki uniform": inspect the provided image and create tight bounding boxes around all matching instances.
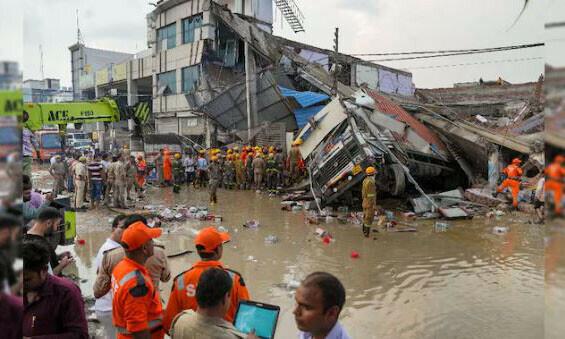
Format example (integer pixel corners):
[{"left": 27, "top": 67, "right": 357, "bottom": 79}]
[
  {"left": 362, "top": 167, "right": 377, "bottom": 237},
  {"left": 113, "top": 155, "right": 128, "bottom": 209}
]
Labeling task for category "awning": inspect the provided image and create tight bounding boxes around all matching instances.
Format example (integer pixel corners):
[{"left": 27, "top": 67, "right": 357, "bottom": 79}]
[{"left": 278, "top": 86, "right": 330, "bottom": 128}]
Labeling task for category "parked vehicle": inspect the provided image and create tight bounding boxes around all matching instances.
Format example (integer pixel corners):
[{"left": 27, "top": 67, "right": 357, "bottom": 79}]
[
  {"left": 34, "top": 130, "right": 63, "bottom": 162},
  {"left": 0, "top": 116, "right": 20, "bottom": 160}
]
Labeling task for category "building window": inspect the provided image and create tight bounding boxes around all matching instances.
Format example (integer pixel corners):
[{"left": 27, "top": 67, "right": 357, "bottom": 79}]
[
  {"left": 182, "top": 66, "right": 200, "bottom": 93},
  {"left": 182, "top": 14, "right": 203, "bottom": 44},
  {"left": 157, "top": 23, "right": 176, "bottom": 51},
  {"left": 157, "top": 71, "right": 176, "bottom": 95},
  {"left": 186, "top": 118, "right": 198, "bottom": 127}
]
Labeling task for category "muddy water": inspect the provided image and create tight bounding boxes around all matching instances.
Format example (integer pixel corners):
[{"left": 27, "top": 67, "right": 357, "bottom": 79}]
[
  {"left": 545, "top": 222, "right": 565, "bottom": 339},
  {"left": 33, "top": 168, "right": 547, "bottom": 338}
]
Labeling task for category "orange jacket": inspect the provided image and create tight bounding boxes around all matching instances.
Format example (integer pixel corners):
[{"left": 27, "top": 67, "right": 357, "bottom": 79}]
[
  {"left": 545, "top": 162, "right": 565, "bottom": 181},
  {"left": 112, "top": 257, "right": 164, "bottom": 339},
  {"left": 163, "top": 153, "right": 172, "bottom": 181},
  {"left": 163, "top": 260, "right": 250, "bottom": 332},
  {"left": 503, "top": 164, "right": 523, "bottom": 180}
]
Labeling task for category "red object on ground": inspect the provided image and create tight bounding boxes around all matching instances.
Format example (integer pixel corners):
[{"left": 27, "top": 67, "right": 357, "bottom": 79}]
[
  {"left": 350, "top": 251, "right": 360, "bottom": 259},
  {"left": 77, "top": 239, "right": 86, "bottom": 245},
  {"left": 322, "top": 235, "right": 331, "bottom": 244}
]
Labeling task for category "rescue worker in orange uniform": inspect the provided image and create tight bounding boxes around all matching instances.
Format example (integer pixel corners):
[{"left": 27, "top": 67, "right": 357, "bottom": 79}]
[
  {"left": 163, "top": 226, "right": 250, "bottom": 333},
  {"left": 497, "top": 158, "right": 524, "bottom": 209},
  {"left": 112, "top": 221, "right": 164, "bottom": 339},
  {"left": 163, "top": 149, "right": 173, "bottom": 186},
  {"left": 545, "top": 155, "right": 565, "bottom": 216}
]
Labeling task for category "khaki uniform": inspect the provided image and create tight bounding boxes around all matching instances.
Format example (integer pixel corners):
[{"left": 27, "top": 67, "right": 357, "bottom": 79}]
[
  {"left": 105, "top": 161, "right": 118, "bottom": 205},
  {"left": 113, "top": 160, "right": 128, "bottom": 208},
  {"left": 50, "top": 161, "right": 66, "bottom": 196},
  {"left": 252, "top": 156, "right": 266, "bottom": 189},
  {"left": 73, "top": 161, "right": 87, "bottom": 208},
  {"left": 93, "top": 244, "right": 170, "bottom": 299},
  {"left": 289, "top": 146, "right": 302, "bottom": 183},
  {"left": 234, "top": 158, "right": 245, "bottom": 188},
  {"left": 126, "top": 162, "right": 137, "bottom": 199},
  {"left": 170, "top": 311, "right": 245, "bottom": 339},
  {"left": 208, "top": 162, "right": 221, "bottom": 203},
  {"left": 362, "top": 176, "right": 377, "bottom": 225}
]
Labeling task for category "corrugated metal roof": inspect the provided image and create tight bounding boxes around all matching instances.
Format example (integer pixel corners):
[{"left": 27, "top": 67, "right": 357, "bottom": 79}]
[
  {"left": 367, "top": 90, "right": 447, "bottom": 152},
  {"left": 197, "top": 72, "right": 298, "bottom": 133},
  {"left": 294, "top": 105, "right": 326, "bottom": 129},
  {"left": 278, "top": 86, "right": 330, "bottom": 108}
]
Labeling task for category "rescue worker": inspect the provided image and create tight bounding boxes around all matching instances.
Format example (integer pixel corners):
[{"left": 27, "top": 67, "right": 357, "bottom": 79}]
[
  {"left": 111, "top": 221, "right": 164, "bottom": 339},
  {"left": 155, "top": 149, "right": 164, "bottom": 187},
  {"left": 208, "top": 156, "right": 221, "bottom": 204},
  {"left": 163, "top": 227, "right": 250, "bottom": 333},
  {"left": 266, "top": 153, "right": 278, "bottom": 191},
  {"left": 245, "top": 150, "right": 254, "bottom": 190},
  {"left": 362, "top": 167, "right": 377, "bottom": 237},
  {"left": 113, "top": 154, "right": 128, "bottom": 209},
  {"left": 136, "top": 155, "right": 147, "bottom": 197},
  {"left": 172, "top": 153, "right": 184, "bottom": 193},
  {"left": 234, "top": 152, "right": 245, "bottom": 190},
  {"left": 183, "top": 152, "right": 196, "bottom": 188},
  {"left": 163, "top": 149, "right": 173, "bottom": 186},
  {"left": 73, "top": 156, "right": 88, "bottom": 209},
  {"left": 49, "top": 155, "right": 66, "bottom": 196},
  {"left": 105, "top": 155, "right": 118, "bottom": 206},
  {"left": 252, "top": 153, "right": 266, "bottom": 190},
  {"left": 224, "top": 155, "right": 235, "bottom": 190},
  {"left": 289, "top": 139, "right": 303, "bottom": 184},
  {"left": 497, "top": 158, "right": 524, "bottom": 209},
  {"left": 274, "top": 147, "right": 285, "bottom": 188},
  {"left": 545, "top": 155, "right": 565, "bottom": 216},
  {"left": 126, "top": 156, "right": 138, "bottom": 201}
]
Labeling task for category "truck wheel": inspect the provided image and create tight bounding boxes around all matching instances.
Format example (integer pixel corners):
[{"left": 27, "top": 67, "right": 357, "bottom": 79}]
[{"left": 390, "top": 164, "right": 405, "bottom": 196}]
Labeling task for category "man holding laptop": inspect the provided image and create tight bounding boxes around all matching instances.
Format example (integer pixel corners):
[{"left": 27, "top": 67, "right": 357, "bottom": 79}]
[
  {"left": 170, "top": 268, "right": 258, "bottom": 339},
  {"left": 164, "top": 227, "right": 250, "bottom": 333}
]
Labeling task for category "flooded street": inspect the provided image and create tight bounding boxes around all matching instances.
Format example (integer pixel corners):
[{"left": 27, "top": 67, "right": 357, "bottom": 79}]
[{"left": 36, "top": 165, "right": 548, "bottom": 339}]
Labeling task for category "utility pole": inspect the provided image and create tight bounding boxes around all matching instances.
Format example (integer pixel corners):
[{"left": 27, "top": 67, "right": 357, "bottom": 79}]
[
  {"left": 332, "top": 27, "right": 339, "bottom": 97},
  {"left": 39, "top": 45, "right": 45, "bottom": 81}
]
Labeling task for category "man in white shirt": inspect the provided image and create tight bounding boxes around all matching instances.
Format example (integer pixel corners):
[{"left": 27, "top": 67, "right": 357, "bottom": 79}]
[
  {"left": 294, "top": 272, "right": 351, "bottom": 339},
  {"left": 93, "top": 214, "right": 128, "bottom": 339}
]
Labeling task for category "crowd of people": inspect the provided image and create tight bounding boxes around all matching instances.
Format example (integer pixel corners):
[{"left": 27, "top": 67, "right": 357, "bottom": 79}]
[{"left": 48, "top": 140, "right": 306, "bottom": 209}]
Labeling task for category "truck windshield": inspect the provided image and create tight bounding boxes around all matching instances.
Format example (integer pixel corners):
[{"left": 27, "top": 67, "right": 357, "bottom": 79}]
[
  {"left": 74, "top": 140, "right": 91, "bottom": 147},
  {"left": 41, "top": 133, "right": 62, "bottom": 149},
  {"left": 70, "top": 133, "right": 88, "bottom": 140},
  {"left": 0, "top": 127, "right": 20, "bottom": 145}
]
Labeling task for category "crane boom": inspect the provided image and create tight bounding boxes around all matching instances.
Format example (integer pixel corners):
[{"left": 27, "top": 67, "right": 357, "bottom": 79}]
[{"left": 23, "top": 97, "right": 121, "bottom": 131}]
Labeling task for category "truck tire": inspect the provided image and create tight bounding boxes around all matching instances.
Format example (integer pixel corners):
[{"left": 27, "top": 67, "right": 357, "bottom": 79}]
[{"left": 390, "top": 164, "right": 405, "bottom": 196}]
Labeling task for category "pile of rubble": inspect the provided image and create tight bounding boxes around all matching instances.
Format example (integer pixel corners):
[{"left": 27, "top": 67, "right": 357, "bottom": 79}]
[{"left": 142, "top": 204, "right": 222, "bottom": 223}]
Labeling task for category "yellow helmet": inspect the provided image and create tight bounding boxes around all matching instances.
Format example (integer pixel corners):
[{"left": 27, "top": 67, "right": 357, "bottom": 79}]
[
  {"left": 227, "top": 149, "right": 233, "bottom": 154},
  {"left": 234, "top": 146, "right": 239, "bottom": 151},
  {"left": 294, "top": 138, "right": 303, "bottom": 146},
  {"left": 365, "top": 166, "right": 376, "bottom": 175},
  {"left": 174, "top": 153, "right": 181, "bottom": 159},
  {"left": 211, "top": 156, "right": 218, "bottom": 161}
]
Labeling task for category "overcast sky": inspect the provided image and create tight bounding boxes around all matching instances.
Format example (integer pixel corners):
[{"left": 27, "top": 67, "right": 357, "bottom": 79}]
[{"left": 1, "top": 0, "right": 563, "bottom": 88}]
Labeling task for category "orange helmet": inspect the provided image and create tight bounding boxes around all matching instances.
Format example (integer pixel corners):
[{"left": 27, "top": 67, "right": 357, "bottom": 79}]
[
  {"left": 365, "top": 167, "right": 376, "bottom": 175},
  {"left": 512, "top": 158, "right": 522, "bottom": 164},
  {"left": 555, "top": 155, "right": 565, "bottom": 164}
]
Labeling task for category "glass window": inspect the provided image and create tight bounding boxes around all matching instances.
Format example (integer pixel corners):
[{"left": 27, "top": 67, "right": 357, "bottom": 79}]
[
  {"left": 182, "top": 14, "right": 203, "bottom": 44},
  {"left": 186, "top": 118, "right": 198, "bottom": 127},
  {"left": 41, "top": 133, "right": 62, "bottom": 149},
  {"left": 157, "top": 23, "right": 176, "bottom": 51},
  {"left": 158, "top": 71, "right": 177, "bottom": 95},
  {"left": 182, "top": 66, "right": 200, "bottom": 93},
  {"left": 0, "top": 126, "right": 20, "bottom": 145}
]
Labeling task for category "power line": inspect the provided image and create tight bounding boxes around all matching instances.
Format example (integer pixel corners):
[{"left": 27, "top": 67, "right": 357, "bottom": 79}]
[
  {"left": 349, "top": 43, "right": 543, "bottom": 58},
  {"left": 362, "top": 43, "right": 544, "bottom": 62},
  {"left": 394, "top": 56, "right": 543, "bottom": 70}
]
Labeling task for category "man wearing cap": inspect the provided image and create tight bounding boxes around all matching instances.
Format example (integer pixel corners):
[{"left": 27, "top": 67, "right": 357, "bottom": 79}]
[
  {"left": 49, "top": 155, "right": 66, "bottom": 196},
  {"left": 362, "top": 167, "right": 377, "bottom": 237},
  {"left": 497, "top": 158, "right": 524, "bottom": 209},
  {"left": 73, "top": 156, "right": 88, "bottom": 209},
  {"left": 289, "top": 139, "right": 303, "bottom": 184},
  {"left": 111, "top": 221, "right": 165, "bottom": 339},
  {"left": 209, "top": 156, "right": 222, "bottom": 204},
  {"left": 163, "top": 226, "right": 250, "bottom": 333}
]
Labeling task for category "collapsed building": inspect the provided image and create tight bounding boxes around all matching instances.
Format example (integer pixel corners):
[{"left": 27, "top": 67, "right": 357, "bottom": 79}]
[{"left": 70, "top": 0, "right": 545, "bottom": 210}]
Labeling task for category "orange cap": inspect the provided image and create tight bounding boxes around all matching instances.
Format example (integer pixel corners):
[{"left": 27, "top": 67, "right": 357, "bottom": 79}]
[
  {"left": 121, "top": 221, "right": 162, "bottom": 251},
  {"left": 194, "top": 226, "right": 231, "bottom": 253}
]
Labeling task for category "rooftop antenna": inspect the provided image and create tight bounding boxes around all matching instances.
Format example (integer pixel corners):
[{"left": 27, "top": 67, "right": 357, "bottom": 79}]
[
  {"left": 274, "top": 0, "right": 305, "bottom": 33},
  {"left": 76, "top": 9, "right": 84, "bottom": 44},
  {"left": 39, "top": 44, "right": 45, "bottom": 80}
]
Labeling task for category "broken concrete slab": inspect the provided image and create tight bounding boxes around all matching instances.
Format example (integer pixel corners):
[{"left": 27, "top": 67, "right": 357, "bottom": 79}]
[
  {"left": 464, "top": 188, "right": 506, "bottom": 207},
  {"left": 439, "top": 207, "right": 470, "bottom": 219}
]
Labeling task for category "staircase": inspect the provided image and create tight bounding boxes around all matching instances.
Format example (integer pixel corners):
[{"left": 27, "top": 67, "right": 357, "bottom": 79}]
[{"left": 274, "top": 0, "right": 305, "bottom": 33}]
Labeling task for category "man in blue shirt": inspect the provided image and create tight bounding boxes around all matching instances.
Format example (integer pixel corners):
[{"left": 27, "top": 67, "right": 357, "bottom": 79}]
[{"left": 294, "top": 272, "right": 351, "bottom": 339}]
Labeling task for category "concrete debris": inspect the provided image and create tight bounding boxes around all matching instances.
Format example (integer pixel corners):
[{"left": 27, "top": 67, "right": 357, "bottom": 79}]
[
  {"left": 243, "top": 220, "right": 260, "bottom": 229},
  {"left": 493, "top": 226, "right": 509, "bottom": 234},
  {"left": 464, "top": 189, "right": 506, "bottom": 207},
  {"left": 434, "top": 222, "right": 450, "bottom": 232},
  {"left": 438, "top": 207, "right": 470, "bottom": 219},
  {"left": 264, "top": 235, "right": 279, "bottom": 244}
]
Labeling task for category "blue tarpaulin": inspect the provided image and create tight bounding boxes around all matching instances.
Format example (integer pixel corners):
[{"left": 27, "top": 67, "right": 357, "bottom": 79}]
[{"left": 278, "top": 86, "right": 329, "bottom": 128}]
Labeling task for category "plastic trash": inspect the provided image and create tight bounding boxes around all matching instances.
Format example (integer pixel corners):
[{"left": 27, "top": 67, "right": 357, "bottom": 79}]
[
  {"left": 189, "top": 206, "right": 198, "bottom": 213},
  {"left": 385, "top": 210, "right": 395, "bottom": 221},
  {"left": 218, "top": 226, "right": 229, "bottom": 233},
  {"left": 338, "top": 206, "right": 349, "bottom": 213},
  {"left": 322, "top": 235, "right": 332, "bottom": 244},
  {"left": 495, "top": 210, "right": 505, "bottom": 217},
  {"left": 434, "top": 222, "right": 450, "bottom": 232},
  {"left": 350, "top": 251, "right": 360, "bottom": 259},
  {"left": 315, "top": 228, "right": 328, "bottom": 238},
  {"left": 247, "top": 255, "right": 257, "bottom": 262},
  {"left": 244, "top": 220, "right": 260, "bottom": 229},
  {"left": 493, "top": 226, "right": 509, "bottom": 234},
  {"left": 264, "top": 235, "right": 278, "bottom": 244}
]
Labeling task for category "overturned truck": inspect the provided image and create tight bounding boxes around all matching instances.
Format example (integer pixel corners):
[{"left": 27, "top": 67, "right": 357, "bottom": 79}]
[{"left": 297, "top": 90, "right": 460, "bottom": 207}]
